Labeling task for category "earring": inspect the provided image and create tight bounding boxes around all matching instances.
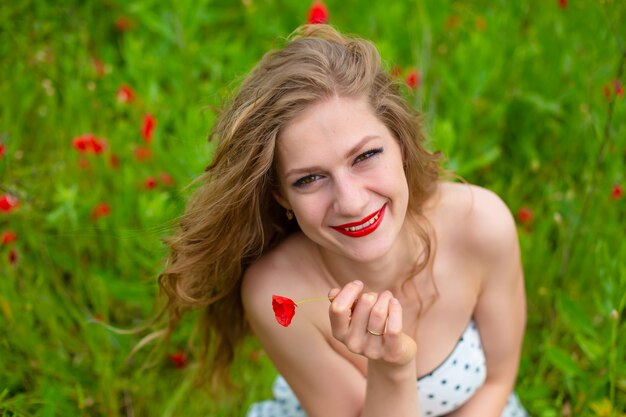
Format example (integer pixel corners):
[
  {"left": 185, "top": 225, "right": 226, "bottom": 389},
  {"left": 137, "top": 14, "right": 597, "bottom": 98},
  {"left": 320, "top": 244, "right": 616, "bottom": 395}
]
[{"left": 286, "top": 209, "right": 294, "bottom": 220}]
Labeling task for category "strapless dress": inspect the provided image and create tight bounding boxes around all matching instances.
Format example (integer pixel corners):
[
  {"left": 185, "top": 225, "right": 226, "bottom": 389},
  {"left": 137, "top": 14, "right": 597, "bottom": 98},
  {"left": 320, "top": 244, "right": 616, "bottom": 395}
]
[{"left": 246, "top": 320, "right": 528, "bottom": 417}]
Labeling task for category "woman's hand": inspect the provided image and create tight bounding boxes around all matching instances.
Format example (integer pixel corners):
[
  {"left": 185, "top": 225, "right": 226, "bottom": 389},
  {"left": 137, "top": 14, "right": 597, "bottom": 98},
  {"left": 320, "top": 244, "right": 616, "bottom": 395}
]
[{"left": 328, "top": 280, "right": 417, "bottom": 367}]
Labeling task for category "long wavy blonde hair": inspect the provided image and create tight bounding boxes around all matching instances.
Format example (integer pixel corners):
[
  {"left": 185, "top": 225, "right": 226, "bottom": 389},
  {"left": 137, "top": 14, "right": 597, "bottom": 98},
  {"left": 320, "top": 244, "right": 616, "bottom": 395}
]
[{"left": 159, "top": 24, "right": 441, "bottom": 389}]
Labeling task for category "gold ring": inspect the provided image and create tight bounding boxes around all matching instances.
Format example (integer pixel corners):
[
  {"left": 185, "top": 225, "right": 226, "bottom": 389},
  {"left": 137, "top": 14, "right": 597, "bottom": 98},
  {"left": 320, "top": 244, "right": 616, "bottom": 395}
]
[{"left": 367, "top": 329, "right": 384, "bottom": 336}]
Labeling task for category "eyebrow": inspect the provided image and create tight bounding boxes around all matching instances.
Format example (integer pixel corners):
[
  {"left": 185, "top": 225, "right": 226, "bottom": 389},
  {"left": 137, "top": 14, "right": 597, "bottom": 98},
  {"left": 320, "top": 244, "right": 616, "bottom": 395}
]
[{"left": 284, "top": 135, "right": 380, "bottom": 178}]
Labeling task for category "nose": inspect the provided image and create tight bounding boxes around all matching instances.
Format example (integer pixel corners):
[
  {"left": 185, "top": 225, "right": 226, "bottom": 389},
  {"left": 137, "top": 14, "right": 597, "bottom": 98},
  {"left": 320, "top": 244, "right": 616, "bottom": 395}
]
[{"left": 332, "top": 173, "right": 368, "bottom": 218}]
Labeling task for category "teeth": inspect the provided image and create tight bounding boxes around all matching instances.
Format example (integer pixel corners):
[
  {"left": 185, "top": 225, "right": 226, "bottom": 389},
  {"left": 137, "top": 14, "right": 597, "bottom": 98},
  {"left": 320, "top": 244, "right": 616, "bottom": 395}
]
[{"left": 344, "top": 213, "right": 379, "bottom": 232}]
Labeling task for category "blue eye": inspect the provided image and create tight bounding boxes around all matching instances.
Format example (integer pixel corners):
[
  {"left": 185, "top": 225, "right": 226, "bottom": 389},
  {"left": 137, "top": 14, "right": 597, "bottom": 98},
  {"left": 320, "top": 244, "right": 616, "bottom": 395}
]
[
  {"left": 293, "top": 174, "right": 322, "bottom": 188},
  {"left": 354, "top": 147, "right": 383, "bottom": 164}
]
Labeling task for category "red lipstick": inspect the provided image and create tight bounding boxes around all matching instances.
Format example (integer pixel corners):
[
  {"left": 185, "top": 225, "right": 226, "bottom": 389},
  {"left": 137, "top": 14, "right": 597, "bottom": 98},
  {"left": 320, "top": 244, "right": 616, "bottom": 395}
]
[{"left": 331, "top": 204, "right": 387, "bottom": 238}]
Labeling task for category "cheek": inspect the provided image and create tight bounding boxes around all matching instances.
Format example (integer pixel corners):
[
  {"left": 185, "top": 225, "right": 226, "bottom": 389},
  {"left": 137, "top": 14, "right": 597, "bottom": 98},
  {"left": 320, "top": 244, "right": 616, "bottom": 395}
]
[
  {"left": 377, "top": 166, "right": 410, "bottom": 210},
  {"left": 387, "top": 151, "right": 409, "bottom": 192},
  {"left": 372, "top": 158, "right": 408, "bottom": 193},
  {"left": 289, "top": 193, "right": 332, "bottom": 225}
]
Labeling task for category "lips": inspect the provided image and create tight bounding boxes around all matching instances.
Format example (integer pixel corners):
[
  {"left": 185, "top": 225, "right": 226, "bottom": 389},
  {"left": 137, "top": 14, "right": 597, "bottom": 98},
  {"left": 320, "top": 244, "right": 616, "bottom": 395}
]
[{"left": 331, "top": 204, "right": 387, "bottom": 238}]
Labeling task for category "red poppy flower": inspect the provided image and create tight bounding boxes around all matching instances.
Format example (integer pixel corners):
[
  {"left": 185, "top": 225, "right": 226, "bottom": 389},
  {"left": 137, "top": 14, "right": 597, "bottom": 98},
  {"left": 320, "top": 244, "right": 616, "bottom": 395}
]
[
  {"left": 158, "top": 172, "right": 173, "bottom": 187},
  {"left": 603, "top": 79, "right": 623, "bottom": 100},
  {"left": 405, "top": 68, "right": 420, "bottom": 90},
  {"left": 8, "top": 248, "right": 17, "bottom": 265},
  {"left": 475, "top": 17, "right": 486, "bottom": 31},
  {"left": 78, "top": 157, "right": 91, "bottom": 170},
  {"left": 72, "top": 135, "right": 90, "bottom": 152},
  {"left": 272, "top": 295, "right": 297, "bottom": 327},
  {"left": 134, "top": 146, "right": 152, "bottom": 161},
  {"left": 445, "top": 15, "right": 461, "bottom": 30},
  {"left": 91, "top": 202, "right": 111, "bottom": 220},
  {"left": 168, "top": 351, "right": 187, "bottom": 369},
  {"left": 115, "top": 16, "right": 135, "bottom": 32},
  {"left": 92, "top": 138, "right": 105, "bottom": 153},
  {"left": 0, "top": 143, "right": 5, "bottom": 158},
  {"left": 91, "top": 57, "right": 106, "bottom": 78},
  {"left": 612, "top": 184, "right": 623, "bottom": 200},
  {"left": 558, "top": 0, "right": 568, "bottom": 8},
  {"left": 517, "top": 206, "right": 533, "bottom": 224},
  {"left": 145, "top": 177, "right": 157, "bottom": 189},
  {"left": 109, "top": 153, "right": 120, "bottom": 169},
  {"left": 72, "top": 134, "right": 106, "bottom": 154},
  {"left": 116, "top": 85, "right": 135, "bottom": 103},
  {"left": 1, "top": 231, "right": 17, "bottom": 245},
  {"left": 604, "top": 84, "right": 612, "bottom": 100},
  {"left": 142, "top": 114, "right": 156, "bottom": 143},
  {"left": 0, "top": 194, "right": 19, "bottom": 213},
  {"left": 307, "top": 1, "right": 329, "bottom": 24}
]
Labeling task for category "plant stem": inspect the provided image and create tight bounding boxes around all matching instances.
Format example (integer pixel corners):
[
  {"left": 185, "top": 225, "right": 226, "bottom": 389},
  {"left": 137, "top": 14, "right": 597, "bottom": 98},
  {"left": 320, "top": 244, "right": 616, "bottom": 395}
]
[
  {"left": 559, "top": 48, "right": 626, "bottom": 280},
  {"left": 296, "top": 296, "right": 334, "bottom": 305}
]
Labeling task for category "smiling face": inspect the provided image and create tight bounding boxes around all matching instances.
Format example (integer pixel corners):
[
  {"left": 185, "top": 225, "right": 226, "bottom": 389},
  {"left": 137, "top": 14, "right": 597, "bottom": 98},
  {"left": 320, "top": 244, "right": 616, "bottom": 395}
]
[{"left": 274, "top": 95, "right": 410, "bottom": 263}]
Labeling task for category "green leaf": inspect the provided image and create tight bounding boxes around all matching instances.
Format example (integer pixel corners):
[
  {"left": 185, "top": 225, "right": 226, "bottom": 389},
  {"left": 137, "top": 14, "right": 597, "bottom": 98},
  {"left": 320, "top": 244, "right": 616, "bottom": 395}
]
[
  {"left": 556, "top": 292, "right": 598, "bottom": 339},
  {"left": 544, "top": 345, "right": 583, "bottom": 377},
  {"left": 516, "top": 91, "right": 562, "bottom": 116},
  {"left": 574, "top": 333, "right": 604, "bottom": 363},
  {"left": 457, "top": 146, "right": 501, "bottom": 176}
]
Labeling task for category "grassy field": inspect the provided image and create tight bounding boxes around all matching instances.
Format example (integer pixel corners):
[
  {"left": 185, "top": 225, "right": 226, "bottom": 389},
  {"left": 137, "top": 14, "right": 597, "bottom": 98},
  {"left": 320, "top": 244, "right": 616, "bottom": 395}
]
[{"left": 1, "top": 0, "right": 625, "bottom": 415}]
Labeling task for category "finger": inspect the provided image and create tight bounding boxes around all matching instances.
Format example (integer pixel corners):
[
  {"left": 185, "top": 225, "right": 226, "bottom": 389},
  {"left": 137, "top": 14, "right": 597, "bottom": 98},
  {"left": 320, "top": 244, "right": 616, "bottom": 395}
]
[
  {"left": 367, "top": 291, "right": 392, "bottom": 335},
  {"left": 328, "top": 288, "right": 340, "bottom": 301},
  {"left": 349, "top": 292, "right": 378, "bottom": 334},
  {"left": 329, "top": 281, "right": 363, "bottom": 338},
  {"left": 385, "top": 297, "right": 403, "bottom": 338},
  {"left": 383, "top": 297, "right": 417, "bottom": 365},
  {"left": 343, "top": 291, "right": 377, "bottom": 353}
]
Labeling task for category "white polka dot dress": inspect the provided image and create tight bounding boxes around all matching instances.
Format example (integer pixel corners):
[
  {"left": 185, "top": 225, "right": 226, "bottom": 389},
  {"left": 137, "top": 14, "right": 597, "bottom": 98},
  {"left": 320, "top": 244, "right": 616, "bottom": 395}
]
[
  {"left": 418, "top": 320, "right": 486, "bottom": 415},
  {"left": 246, "top": 375, "right": 306, "bottom": 417},
  {"left": 246, "top": 321, "right": 528, "bottom": 417}
]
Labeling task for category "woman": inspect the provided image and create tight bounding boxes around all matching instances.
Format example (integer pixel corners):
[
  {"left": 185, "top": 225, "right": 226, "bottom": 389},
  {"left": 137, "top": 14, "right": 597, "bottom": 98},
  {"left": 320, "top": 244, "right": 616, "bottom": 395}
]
[{"left": 160, "top": 24, "right": 528, "bottom": 417}]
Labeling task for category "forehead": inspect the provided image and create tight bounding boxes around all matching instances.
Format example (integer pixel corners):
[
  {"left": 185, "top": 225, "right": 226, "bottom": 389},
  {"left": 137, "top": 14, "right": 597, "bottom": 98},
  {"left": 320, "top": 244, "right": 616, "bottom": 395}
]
[{"left": 276, "top": 96, "right": 388, "bottom": 169}]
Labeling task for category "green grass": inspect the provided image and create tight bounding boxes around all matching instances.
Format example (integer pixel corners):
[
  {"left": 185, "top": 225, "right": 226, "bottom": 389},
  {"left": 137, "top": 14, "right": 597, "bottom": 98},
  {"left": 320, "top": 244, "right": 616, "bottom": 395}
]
[{"left": 1, "top": 0, "right": 625, "bottom": 415}]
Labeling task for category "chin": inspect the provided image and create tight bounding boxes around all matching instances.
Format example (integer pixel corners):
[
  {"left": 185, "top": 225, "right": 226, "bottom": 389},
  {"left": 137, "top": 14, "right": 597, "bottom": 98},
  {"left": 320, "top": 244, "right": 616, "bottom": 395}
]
[{"left": 320, "top": 230, "right": 399, "bottom": 264}]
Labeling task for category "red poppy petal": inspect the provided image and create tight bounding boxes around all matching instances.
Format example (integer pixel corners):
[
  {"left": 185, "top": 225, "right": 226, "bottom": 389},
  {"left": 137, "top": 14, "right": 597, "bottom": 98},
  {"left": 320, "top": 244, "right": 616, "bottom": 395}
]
[
  {"left": 307, "top": 1, "right": 328, "bottom": 24},
  {"left": 272, "top": 295, "right": 297, "bottom": 327},
  {"left": 405, "top": 69, "right": 420, "bottom": 90},
  {"left": 0, "top": 194, "right": 19, "bottom": 213},
  {"left": 517, "top": 207, "right": 533, "bottom": 223},
  {"left": 142, "top": 114, "right": 156, "bottom": 143},
  {"left": 1, "top": 231, "right": 18, "bottom": 245},
  {"left": 117, "top": 85, "right": 135, "bottom": 103},
  {"left": 168, "top": 351, "right": 187, "bottom": 369}
]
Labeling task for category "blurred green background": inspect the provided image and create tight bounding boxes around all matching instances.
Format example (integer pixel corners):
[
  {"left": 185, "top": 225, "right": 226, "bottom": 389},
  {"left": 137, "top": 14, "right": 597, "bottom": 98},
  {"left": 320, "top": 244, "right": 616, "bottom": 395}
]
[{"left": 1, "top": 0, "right": 625, "bottom": 416}]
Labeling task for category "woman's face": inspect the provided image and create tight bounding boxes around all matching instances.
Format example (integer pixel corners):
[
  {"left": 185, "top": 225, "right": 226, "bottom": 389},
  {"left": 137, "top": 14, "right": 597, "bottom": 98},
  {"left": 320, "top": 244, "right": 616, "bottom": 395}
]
[{"left": 274, "top": 95, "right": 410, "bottom": 263}]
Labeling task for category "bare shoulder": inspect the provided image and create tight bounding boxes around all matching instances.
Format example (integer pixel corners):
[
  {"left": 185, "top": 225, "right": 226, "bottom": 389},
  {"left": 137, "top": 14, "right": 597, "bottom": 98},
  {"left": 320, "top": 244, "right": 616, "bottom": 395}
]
[
  {"left": 242, "top": 236, "right": 367, "bottom": 416},
  {"left": 433, "top": 182, "right": 519, "bottom": 264},
  {"left": 436, "top": 185, "right": 526, "bottom": 388}
]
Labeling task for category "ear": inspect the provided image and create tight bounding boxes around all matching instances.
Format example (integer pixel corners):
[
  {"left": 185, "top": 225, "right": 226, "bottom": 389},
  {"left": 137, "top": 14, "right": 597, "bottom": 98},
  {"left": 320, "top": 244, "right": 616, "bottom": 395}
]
[{"left": 272, "top": 189, "right": 292, "bottom": 210}]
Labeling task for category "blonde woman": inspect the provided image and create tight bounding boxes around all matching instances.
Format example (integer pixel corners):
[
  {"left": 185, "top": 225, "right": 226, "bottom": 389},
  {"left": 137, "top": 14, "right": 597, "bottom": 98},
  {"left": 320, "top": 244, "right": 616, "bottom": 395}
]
[{"left": 160, "top": 25, "right": 528, "bottom": 417}]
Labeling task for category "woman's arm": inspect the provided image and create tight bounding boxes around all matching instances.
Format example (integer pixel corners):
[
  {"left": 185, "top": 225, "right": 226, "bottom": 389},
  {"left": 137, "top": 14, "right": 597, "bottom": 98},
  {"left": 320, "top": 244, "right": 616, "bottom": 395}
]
[
  {"left": 328, "top": 282, "right": 420, "bottom": 417},
  {"left": 242, "top": 263, "right": 420, "bottom": 417},
  {"left": 447, "top": 186, "right": 527, "bottom": 417}
]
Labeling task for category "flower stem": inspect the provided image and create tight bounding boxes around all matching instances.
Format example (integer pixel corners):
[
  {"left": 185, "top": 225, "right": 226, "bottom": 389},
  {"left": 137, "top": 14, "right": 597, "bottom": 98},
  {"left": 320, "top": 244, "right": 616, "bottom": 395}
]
[{"left": 296, "top": 296, "right": 334, "bottom": 305}]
